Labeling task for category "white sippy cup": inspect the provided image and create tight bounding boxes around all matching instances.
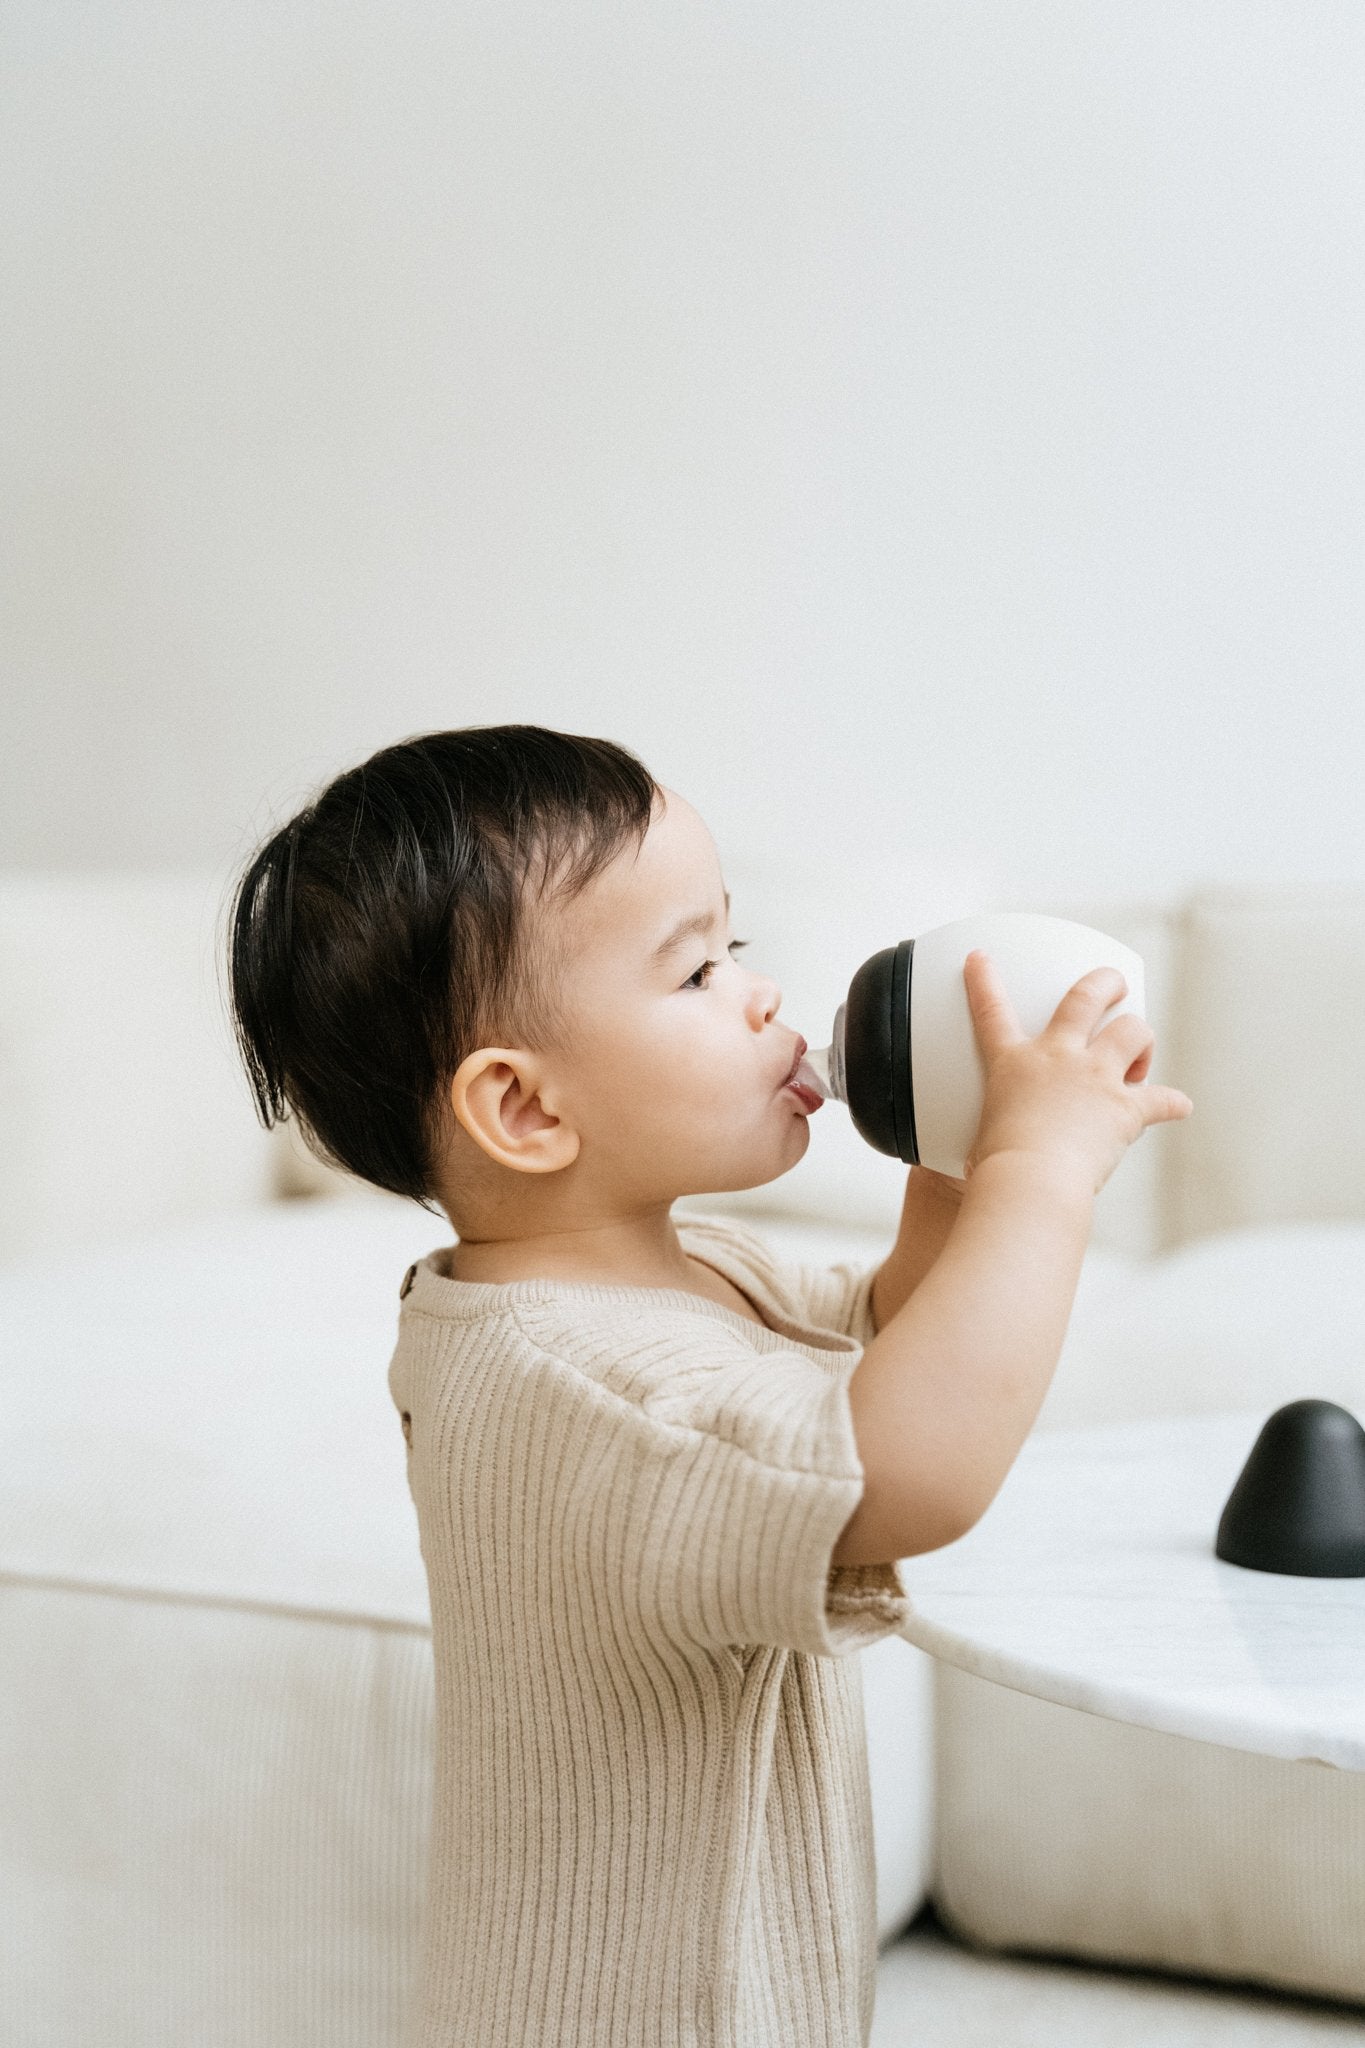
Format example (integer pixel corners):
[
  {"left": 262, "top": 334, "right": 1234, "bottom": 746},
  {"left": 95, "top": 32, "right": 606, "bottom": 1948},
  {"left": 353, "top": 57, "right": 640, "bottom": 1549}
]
[{"left": 794, "top": 911, "right": 1146, "bottom": 1181}]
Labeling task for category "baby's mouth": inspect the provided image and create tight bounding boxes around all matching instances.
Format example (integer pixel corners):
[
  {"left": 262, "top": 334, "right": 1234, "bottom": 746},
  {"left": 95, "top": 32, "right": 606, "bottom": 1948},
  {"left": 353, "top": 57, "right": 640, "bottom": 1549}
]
[
  {"left": 778, "top": 1036, "right": 824, "bottom": 1112},
  {"left": 779, "top": 1038, "right": 808, "bottom": 1090}
]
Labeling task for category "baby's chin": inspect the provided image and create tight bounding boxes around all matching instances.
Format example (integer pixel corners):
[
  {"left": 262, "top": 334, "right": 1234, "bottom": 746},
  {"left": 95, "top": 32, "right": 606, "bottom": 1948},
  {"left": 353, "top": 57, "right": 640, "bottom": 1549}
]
[{"left": 668, "top": 1115, "right": 812, "bottom": 1200}]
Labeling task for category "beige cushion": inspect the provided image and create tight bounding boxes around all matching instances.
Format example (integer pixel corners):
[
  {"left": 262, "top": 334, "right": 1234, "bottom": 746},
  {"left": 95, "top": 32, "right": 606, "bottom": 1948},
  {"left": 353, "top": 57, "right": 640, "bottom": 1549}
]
[
  {"left": 1037, "top": 1219, "right": 1365, "bottom": 1430},
  {"left": 933, "top": 1662, "right": 1365, "bottom": 2008},
  {"left": 0, "top": 871, "right": 276, "bottom": 1263},
  {"left": 0, "top": 1195, "right": 438, "bottom": 2047},
  {"left": 1162, "top": 883, "right": 1365, "bottom": 1249},
  {"left": 3, "top": 1585, "right": 433, "bottom": 2048}
]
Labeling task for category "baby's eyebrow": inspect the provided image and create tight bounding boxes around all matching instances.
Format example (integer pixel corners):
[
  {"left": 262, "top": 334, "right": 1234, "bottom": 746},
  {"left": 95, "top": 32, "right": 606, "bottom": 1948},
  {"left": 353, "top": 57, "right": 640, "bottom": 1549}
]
[{"left": 649, "top": 888, "right": 731, "bottom": 963}]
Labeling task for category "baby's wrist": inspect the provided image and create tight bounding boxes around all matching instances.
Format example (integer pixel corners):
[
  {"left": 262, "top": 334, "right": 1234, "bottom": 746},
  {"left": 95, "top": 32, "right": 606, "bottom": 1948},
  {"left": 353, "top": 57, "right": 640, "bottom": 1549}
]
[{"left": 965, "top": 1147, "right": 1095, "bottom": 1214}]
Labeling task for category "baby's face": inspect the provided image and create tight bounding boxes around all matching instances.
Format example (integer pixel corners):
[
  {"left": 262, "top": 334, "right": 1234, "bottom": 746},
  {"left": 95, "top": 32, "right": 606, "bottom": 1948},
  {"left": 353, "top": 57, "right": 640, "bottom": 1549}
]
[{"left": 516, "top": 785, "right": 816, "bottom": 1206}]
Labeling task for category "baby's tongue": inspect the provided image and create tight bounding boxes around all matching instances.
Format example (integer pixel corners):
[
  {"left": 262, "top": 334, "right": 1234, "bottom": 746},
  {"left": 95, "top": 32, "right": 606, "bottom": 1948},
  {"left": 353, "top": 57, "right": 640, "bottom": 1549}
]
[{"left": 793, "top": 1050, "right": 834, "bottom": 1101}]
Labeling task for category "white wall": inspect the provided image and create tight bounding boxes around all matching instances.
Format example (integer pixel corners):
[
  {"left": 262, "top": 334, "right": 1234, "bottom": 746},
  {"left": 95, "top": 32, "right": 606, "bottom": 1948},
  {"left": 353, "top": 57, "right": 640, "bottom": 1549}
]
[{"left": 4, "top": 1, "right": 1364, "bottom": 907}]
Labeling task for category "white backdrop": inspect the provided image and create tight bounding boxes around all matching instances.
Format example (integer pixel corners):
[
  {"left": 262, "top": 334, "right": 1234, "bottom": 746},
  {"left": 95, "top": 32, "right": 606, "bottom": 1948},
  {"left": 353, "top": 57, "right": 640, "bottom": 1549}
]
[{"left": 3, "top": 2, "right": 1363, "bottom": 905}]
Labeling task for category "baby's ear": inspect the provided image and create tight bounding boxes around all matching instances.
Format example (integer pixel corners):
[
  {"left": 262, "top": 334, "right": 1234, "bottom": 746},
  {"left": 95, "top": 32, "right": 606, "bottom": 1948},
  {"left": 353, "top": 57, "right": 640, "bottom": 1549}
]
[{"left": 449, "top": 1049, "right": 580, "bottom": 1174}]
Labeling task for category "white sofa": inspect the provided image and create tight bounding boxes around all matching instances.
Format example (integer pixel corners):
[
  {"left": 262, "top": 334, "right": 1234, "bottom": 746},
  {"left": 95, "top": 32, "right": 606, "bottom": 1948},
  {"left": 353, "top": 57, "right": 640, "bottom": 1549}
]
[{"left": 1, "top": 864, "right": 1362, "bottom": 2041}]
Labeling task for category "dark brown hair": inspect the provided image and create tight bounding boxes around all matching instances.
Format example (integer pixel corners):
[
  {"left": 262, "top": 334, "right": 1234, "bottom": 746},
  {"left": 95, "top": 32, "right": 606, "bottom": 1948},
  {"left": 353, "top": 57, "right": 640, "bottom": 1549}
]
[{"left": 225, "top": 725, "right": 661, "bottom": 1211}]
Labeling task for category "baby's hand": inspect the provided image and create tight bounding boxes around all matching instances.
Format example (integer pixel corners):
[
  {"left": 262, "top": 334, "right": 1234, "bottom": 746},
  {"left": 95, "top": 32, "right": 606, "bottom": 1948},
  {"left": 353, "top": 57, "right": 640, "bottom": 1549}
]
[{"left": 961, "top": 950, "right": 1193, "bottom": 1199}]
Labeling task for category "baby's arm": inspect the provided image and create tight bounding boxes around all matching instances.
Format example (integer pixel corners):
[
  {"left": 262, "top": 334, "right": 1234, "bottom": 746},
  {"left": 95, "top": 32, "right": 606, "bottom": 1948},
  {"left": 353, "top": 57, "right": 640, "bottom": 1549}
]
[
  {"left": 868, "top": 1166, "right": 967, "bottom": 1336},
  {"left": 832, "top": 952, "right": 1192, "bottom": 1568},
  {"left": 832, "top": 1150, "right": 1092, "bottom": 1563}
]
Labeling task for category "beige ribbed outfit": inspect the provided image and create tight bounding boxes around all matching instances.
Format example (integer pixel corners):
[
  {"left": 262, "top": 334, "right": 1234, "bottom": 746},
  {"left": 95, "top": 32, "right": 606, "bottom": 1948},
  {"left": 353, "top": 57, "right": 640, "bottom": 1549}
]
[{"left": 387, "top": 1210, "right": 910, "bottom": 2048}]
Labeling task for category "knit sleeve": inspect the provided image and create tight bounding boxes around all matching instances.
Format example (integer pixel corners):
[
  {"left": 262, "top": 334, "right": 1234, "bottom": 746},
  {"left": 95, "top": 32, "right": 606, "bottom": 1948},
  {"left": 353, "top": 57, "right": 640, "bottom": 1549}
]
[
  {"left": 675, "top": 1214, "right": 882, "bottom": 1344},
  {"left": 778, "top": 1256, "right": 880, "bottom": 1345},
  {"left": 507, "top": 1307, "right": 909, "bottom": 1662}
]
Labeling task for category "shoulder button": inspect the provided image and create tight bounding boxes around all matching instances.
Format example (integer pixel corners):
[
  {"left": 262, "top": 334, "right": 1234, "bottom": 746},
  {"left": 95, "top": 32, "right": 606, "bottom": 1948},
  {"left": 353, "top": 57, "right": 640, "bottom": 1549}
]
[{"left": 399, "top": 1263, "right": 417, "bottom": 1300}]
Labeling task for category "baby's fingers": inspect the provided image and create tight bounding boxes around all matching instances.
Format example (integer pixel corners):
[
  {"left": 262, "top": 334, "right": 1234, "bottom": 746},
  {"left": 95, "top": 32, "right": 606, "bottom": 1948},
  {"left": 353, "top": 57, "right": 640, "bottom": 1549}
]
[
  {"left": 1142, "top": 1085, "right": 1194, "bottom": 1125},
  {"left": 1124, "top": 1042, "right": 1153, "bottom": 1086},
  {"left": 962, "top": 950, "right": 1023, "bottom": 1053},
  {"left": 1100, "top": 1011, "right": 1154, "bottom": 1085}
]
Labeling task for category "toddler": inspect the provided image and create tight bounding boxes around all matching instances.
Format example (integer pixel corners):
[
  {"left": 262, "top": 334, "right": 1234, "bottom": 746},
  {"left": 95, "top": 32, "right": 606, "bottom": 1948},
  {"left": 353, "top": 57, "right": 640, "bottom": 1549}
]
[{"left": 227, "top": 724, "right": 1192, "bottom": 2048}]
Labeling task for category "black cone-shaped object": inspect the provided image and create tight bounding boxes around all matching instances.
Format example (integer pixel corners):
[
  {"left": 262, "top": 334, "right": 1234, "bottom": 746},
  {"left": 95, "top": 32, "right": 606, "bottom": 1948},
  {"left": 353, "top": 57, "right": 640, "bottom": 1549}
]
[{"left": 1216, "top": 1400, "right": 1365, "bottom": 1577}]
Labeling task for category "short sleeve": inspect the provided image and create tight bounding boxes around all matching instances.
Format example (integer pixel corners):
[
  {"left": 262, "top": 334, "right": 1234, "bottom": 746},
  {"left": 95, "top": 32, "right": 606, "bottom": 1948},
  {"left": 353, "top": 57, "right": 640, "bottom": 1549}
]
[
  {"left": 779, "top": 1256, "right": 880, "bottom": 1345},
  {"left": 675, "top": 1213, "right": 881, "bottom": 1344},
  {"left": 508, "top": 1305, "right": 909, "bottom": 1662}
]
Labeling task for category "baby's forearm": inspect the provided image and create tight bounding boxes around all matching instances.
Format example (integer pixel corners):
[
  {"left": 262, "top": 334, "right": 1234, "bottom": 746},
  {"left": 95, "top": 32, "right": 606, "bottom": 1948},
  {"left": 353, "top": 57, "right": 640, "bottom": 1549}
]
[
  {"left": 870, "top": 1169, "right": 965, "bottom": 1334},
  {"left": 834, "top": 1151, "right": 1093, "bottom": 1566}
]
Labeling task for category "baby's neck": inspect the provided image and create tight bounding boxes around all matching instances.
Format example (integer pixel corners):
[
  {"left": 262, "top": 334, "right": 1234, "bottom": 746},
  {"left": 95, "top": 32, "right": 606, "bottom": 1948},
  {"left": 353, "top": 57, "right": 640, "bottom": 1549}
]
[
  {"left": 448, "top": 1235, "right": 769, "bottom": 1328},
  {"left": 448, "top": 1212, "right": 696, "bottom": 1294}
]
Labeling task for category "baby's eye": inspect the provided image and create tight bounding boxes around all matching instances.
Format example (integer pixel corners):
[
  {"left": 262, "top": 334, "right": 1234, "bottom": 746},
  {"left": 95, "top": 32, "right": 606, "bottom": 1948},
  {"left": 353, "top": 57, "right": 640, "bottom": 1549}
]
[{"left": 682, "top": 938, "right": 749, "bottom": 990}]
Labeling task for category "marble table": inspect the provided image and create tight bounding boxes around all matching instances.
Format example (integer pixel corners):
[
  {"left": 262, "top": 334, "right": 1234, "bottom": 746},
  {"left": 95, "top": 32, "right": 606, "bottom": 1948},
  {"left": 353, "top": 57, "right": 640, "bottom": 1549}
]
[{"left": 893, "top": 1410, "right": 1365, "bottom": 1772}]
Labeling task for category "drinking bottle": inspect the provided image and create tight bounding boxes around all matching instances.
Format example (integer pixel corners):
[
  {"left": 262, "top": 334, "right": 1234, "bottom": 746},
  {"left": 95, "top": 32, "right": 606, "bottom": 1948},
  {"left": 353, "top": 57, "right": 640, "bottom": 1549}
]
[{"left": 794, "top": 912, "right": 1146, "bottom": 1180}]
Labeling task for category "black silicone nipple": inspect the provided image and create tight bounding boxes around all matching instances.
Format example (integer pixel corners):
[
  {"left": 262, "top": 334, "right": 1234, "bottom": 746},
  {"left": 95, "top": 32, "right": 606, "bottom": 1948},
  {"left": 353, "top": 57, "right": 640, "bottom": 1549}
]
[{"left": 1215, "top": 1400, "right": 1365, "bottom": 1578}]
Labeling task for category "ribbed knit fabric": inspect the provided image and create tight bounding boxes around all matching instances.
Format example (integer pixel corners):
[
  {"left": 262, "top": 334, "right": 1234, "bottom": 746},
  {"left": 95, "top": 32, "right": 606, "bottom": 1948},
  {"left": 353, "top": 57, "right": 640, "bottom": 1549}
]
[{"left": 386, "top": 1211, "right": 909, "bottom": 2048}]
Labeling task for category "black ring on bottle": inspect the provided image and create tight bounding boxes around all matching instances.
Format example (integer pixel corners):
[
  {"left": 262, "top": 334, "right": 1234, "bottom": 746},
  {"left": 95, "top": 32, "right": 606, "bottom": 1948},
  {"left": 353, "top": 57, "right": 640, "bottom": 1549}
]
[{"left": 890, "top": 938, "right": 918, "bottom": 1165}]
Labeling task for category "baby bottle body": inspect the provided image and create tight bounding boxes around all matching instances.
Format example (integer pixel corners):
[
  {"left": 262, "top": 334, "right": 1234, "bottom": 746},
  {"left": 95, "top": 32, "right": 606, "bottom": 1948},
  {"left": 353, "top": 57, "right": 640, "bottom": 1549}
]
[
  {"left": 910, "top": 913, "right": 1145, "bottom": 1180},
  {"left": 796, "top": 911, "right": 1146, "bottom": 1182}
]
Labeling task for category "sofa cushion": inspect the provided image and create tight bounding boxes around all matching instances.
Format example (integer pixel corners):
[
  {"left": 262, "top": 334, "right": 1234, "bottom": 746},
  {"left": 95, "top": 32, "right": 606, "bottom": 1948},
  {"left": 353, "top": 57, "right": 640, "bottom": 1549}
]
[
  {"left": 932, "top": 1660, "right": 1365, "bottom": 2008},
  {"left": 1162, "top": 883, "right": 1365, "bottom": 1249},
  {"left": 0, "top": 871, "right": 276, "bottom": 1264},
  {"left": 0, "top": 1192, "right": 432, "bottom": 1615},
  {"left": 1036, "top": 1219, "right": 1365, "bottom": 1431},
  {"left": 0, "top": 1193, "right": 438, "bottom": 2046}
]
